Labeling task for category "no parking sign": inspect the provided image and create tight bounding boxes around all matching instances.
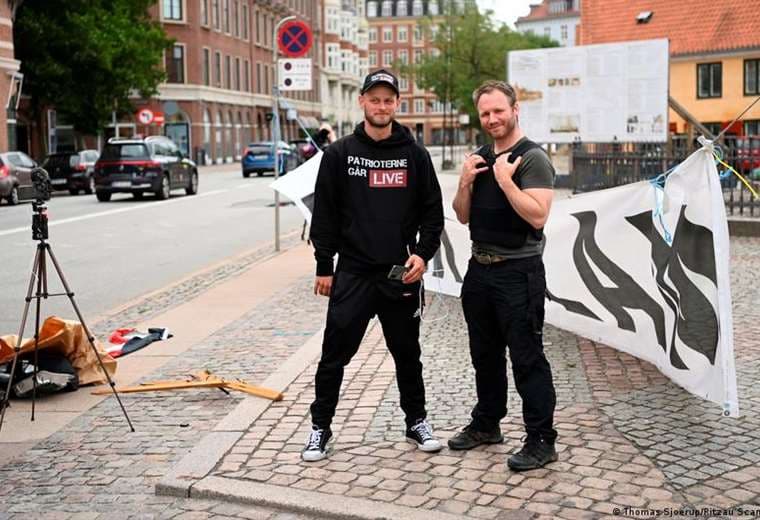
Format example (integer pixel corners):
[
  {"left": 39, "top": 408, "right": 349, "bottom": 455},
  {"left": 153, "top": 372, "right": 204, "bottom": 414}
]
[{"left": 277, "top": 20, "right": 313, "bottom": 58}]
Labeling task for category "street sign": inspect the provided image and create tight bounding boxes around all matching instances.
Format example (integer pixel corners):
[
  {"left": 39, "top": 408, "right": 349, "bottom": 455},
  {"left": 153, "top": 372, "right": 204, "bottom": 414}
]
[
  {"left": 277, "top": 20, "right": 313, "bottom": 58},
  {"left": 278, "top": 58, "right": 312, "bottom": 91},
  {"left": 153, "top": 112, "right": 165, "bottom": 125},
  {"left": 137, "top": 108, "right": 154, "bottom": 125}
]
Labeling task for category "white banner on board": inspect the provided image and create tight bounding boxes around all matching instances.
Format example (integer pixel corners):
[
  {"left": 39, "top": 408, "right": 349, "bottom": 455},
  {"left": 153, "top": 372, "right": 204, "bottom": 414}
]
[{"left": 508, "top": 38, "right": 669, "bottom": 143}]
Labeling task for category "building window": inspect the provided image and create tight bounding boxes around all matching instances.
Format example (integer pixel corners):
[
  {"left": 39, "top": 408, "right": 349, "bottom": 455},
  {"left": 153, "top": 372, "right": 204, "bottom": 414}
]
[
  {"left": 429, "top": 0, "right": 439, "bottom": 15},
  {"left": 412, "top": 0, "right": 423, "bottom": 16},
  {"left": 242, "top": 3, "right": 248, "bottom": 40},
  {"left": 254, "top": 10, "right": 260, "bottom": 44},
  {"left": 397, "top": 0, "right": 408, "bottom": 16},
  {"left": 414, "top": 49, "right": 423, "bottom": 64},
  {"left": 383, "top": 50, "right": 393, "bottom": 67},
  {"left": 223, "top": 0, "right": 230, "bottom": 33},
  {"left": 327, "top": 43, "right": 340, "bottom": 71},
  {"left": 398, "top": 49, "right": 408, "bottom": 65},
  {"left": 414, "top": 98, "right": 425, "bottom": 114},
  {"left": 225, "top": 55, "right": 231, "bottom": 89},
  {"left": 744, "top": 120, "right": 760, "bottom": 136},
  {"left": 381, "top": 0, "right": 393, "bottom": 16},
  {"left": 745, "top": 59, "right": 760, "bottom": 96},
  {"left": 256, "top": 62, "right": 262, "bottom": 93},
  {"left": 200, "top": 0, "right": 209, "bottom": 26},
  {"left": 369, "top": 28, "right": 377, "bottom": 42},
  {"left": 399, "top": 100, "right": 408, "bottom": 113},
  {"left": 398, "top": 26, "right": 408, "bottom": 42},
  {"left": 235, "top": 57, "right": 241, "bottom": 90},
  {"left": 264, "top": 63, "right": 269, "bottom": 93},
  {"left": 367, "top": 1, "right": 378, "bottom": 17},
  {"left": 561, "top": 25, "right": 568, "bottom": 40},
  {"left": 203, "top": 48, "right": 211, "bottom": 86},
  {"left": 212, "top": 0, "right": 220, "bottom": 29},
  {"left": 167, "top": 44, "right": 185, "bottom": 83},
  {"left": 383, "top": 26, "right": 393, "bottom": 42},
  {"left": 244, "top": 60, "right": 250, "bottom": 91},
  {"left": 232, "top": 0, "right": 239, "bottom": 37},
  {"left": 544, "top": 26, "right": 551, "bottom": 38},
  {"left": 214, "top": 51, "right": 222, "bottom": 86},
  {"left": 413, "top": 25, "right": 423, "bottom": 44},
  {"left": 163, "top": 0, "right": 183, "bottom": 20},
  {"left": 697, "top": 62, "right": 722, "bottom": 99},
  {"left": 399, "top": 76, "right": 408, "bottom": 91},
  {"left": 369, "top": 51, "right": 377, "bottom": 67}
]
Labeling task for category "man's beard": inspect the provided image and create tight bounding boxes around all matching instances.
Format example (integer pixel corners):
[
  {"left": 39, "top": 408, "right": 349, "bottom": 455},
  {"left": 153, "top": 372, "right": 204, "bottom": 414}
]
[
  {"left": 365, "top": 111, "right": 393, "bottom": 129},
  {"left": 487, "top": 114, "right": 517, "bottom": 139}
]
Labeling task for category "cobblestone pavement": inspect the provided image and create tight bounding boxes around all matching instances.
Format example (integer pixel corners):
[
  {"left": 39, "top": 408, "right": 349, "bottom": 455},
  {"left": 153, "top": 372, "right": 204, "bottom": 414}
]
[
  {"left": 206, "top": 237, "right": 760, "bottom": 519},
  {"left": 0, "top": 237, "right": 325, "bottom": 519},
  {"left": 1, "top": 237, "right": 758, "bottom": 519}
]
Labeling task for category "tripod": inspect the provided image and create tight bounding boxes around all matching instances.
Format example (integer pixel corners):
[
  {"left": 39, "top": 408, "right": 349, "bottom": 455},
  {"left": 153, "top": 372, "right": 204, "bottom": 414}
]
[{"left": 0, "top": 201, "right": 134, "bottom": 433}]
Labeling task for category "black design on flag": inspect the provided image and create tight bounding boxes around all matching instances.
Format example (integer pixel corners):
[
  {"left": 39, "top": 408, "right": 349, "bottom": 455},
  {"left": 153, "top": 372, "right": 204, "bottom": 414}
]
[{"left": 548, "top": 207, "right": 719, "bottom": 370}]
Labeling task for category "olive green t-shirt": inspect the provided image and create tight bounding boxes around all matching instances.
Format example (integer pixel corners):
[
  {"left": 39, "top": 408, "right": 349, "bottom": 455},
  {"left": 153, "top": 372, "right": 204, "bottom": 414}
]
[{"left": 472, "top": 138, "right": 555, "bottom": 259}]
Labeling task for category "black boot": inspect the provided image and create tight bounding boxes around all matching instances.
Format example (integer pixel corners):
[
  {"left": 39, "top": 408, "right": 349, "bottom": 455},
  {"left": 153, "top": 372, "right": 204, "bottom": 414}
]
[
  {"left": 507, "top": 436, "right": 558, "bottom": 471},
  {"left": 447, "top": 423, "right": 503, "bottom": 450}
]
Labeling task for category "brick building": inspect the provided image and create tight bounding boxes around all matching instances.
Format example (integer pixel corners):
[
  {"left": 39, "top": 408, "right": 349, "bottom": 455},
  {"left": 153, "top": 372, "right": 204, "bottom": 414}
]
[
  {"left": 0, "top": 1, "right": 21, "bottom": 153},
  {"left": 366, "top": 0, "right": 466, "bottom": 145},
  {"left": 137, "top": 0, "right": 323, "bottom": 164},
  {"left": 514, "top": 0, "right": 580, "bottom": 47}
]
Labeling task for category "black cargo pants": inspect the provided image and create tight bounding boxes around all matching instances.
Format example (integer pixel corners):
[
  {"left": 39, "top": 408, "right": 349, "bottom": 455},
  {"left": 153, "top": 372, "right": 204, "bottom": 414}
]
[
  {"left": 310, "top": 270, "right": 427, "bottom": 430},
  {"left": 461, "top": 255, "right": 557, "bottom": 443}
]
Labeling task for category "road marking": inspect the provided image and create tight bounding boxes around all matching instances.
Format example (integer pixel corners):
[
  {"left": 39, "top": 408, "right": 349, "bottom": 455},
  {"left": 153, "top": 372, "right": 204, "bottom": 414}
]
[{"left": 0, "top": 188, "right": 232, "bottom": 238}]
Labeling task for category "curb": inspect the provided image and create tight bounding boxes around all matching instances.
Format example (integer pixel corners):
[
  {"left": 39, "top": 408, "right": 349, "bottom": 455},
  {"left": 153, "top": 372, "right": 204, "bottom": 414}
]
[
  {"left": 728, "top": 217, "right": 760, "bottom": 237},
  {"left": 191, "top": 477, "right": 465, "bottom": 520}
]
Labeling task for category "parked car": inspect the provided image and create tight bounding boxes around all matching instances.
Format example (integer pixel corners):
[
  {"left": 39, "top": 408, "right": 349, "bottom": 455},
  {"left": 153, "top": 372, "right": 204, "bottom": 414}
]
[
  {"left": 93, "top": 136, "right": 198, "bottom": 202},
  {"left": 42, "top": 150, "right": 99, "bottom": 195},
  {"left": 241, "top": 141, "right": 299, "bottom": 177},
  {"left": 0, "top": 151, "right": 39, "bottom": 205}
]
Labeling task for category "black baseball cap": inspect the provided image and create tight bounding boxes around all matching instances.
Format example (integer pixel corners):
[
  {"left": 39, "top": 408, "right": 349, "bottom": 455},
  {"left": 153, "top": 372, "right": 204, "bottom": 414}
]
[{"left": 361, "top": 69, "right": 400, "bottom": 95}]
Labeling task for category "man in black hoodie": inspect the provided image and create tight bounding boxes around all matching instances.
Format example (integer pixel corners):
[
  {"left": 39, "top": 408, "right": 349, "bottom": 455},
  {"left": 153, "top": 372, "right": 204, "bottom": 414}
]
[{"left": 303, "top": 69, "right": 444, "bottom": 462}]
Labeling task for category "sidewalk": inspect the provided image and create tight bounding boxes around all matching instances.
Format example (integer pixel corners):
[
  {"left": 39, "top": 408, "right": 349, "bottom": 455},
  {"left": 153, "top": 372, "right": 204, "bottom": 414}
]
[
  {"left": 152, "top": 235, "right": 760, "bottom": 520},
  {"left": 1, "top": 230, "right": 758, "bottom": 519}
]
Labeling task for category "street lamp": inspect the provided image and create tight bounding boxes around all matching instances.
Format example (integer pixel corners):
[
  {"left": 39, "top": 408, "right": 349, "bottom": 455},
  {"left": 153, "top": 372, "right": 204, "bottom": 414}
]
[{"left": 272, "top": 15, "right": 296, "bottom": 252}]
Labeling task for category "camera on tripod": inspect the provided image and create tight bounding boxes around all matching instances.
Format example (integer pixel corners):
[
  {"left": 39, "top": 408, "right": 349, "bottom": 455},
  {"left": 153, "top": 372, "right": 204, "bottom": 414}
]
[{"left": 30, "top": 167, "right": 52, "bottom": 241}]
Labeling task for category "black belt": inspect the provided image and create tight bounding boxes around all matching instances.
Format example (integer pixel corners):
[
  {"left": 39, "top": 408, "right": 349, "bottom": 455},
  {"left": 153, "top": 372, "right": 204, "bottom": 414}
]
[{"left": 472, "top": 252, "right": 509, "bottom": 265}]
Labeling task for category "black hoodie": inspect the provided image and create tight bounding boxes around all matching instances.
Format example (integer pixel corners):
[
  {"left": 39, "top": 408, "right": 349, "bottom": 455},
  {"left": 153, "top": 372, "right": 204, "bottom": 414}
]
[{"left": 310, "top": 121, "right": 444, "bottom": 276}]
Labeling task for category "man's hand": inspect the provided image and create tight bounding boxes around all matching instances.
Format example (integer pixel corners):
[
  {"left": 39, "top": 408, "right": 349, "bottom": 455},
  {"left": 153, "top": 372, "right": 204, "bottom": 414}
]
[
  {"left": 493, "top": 153, "right": 523, "bottom": 191},
  {"left": 459, "top": 153, "right": 489, "bottom": 189},
  {"left": 402, "top": 254, "right": 426, "bottom": 284},
  {"left": 314, "top": 275, "right": 333, "bottom": 297}
]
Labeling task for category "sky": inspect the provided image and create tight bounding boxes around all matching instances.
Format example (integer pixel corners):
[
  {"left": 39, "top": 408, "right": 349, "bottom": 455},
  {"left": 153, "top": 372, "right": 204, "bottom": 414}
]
[{"left": 475, "top": 0, "right": 534, "bottom": 28}]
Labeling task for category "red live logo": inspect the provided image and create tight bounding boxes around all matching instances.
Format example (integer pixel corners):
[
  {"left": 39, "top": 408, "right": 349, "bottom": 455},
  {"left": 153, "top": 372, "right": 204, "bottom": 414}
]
[{"left": 369, "top": 169, "right": 407, "bottom": 188}]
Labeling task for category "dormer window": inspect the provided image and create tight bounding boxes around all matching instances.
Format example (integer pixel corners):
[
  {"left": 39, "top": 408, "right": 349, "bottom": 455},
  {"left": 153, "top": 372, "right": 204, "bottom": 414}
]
[
  {"left": 367, "top": 1, "right": 378, "bottom": 17},
  {"left": 397, "top": 0, "right": 408, "bottom": 16},
  {"left": 381, "top": 0, "right": 393, "bottom": 17},
  {"left": 412, "top": 0, "right": 423, "bottom": 16},
  {"left": 636, "top": 11, "right": 653, "bottom": 23}
]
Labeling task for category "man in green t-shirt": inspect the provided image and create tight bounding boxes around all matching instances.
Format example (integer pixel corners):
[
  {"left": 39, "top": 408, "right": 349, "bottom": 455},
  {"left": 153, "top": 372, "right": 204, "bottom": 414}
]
[{"left": 450, "top": 80, "right": 558, "bottom": 471}]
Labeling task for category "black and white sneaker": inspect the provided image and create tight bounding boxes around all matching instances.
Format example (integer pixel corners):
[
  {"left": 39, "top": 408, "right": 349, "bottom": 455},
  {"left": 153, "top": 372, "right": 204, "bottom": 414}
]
[
  {"left": 302, "top": 426, "right": 332, "bottom": 462},
  {"left": 405, "top": 419, "right": 443, "bottom": 452}
]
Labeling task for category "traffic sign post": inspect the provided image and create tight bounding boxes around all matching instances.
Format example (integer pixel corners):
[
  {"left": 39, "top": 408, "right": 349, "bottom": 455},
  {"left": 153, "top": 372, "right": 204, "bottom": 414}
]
[
  {"left": 277, "top": 20, "right": 313, "bottom": 58},
  {"left": 278, "top": 58, "right": 312, "bottom": 91},
  {"left": 137, "top": 108, "right": 154, "bottom": 125}
]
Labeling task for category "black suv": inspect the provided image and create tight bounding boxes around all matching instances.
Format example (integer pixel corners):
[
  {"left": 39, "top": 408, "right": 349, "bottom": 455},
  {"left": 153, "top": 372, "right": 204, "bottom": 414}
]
[
  {"left": 42, "top": 150, "right": 99, "bottom": 195},
  {"left": 94, "top": 136, "right": 198, "bottom": 202}
]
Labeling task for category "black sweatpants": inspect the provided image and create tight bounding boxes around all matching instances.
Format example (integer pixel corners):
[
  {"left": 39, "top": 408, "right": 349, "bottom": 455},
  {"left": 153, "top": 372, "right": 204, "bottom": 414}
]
[
  {"left": 461, "top": 255, "right": 557, "bottom": 443},
  {"left": 310, "top": 270, "right": 427, "bottom": 430}
]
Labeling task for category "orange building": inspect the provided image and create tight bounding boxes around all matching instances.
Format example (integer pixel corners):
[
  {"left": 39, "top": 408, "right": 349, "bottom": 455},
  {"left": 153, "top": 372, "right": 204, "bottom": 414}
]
[{"left": 580, "top": 0, "right": 760, "bottom": 137}]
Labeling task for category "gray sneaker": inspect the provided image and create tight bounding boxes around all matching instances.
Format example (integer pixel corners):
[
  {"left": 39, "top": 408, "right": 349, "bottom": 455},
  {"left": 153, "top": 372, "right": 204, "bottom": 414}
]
[{"left": 507, "top": 436, "right": 558, "bottom": 471}]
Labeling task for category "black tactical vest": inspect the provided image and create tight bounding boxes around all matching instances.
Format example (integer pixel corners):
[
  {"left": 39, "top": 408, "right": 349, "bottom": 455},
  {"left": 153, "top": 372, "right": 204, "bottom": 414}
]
[{"left": 469, "top": 138, "right": 543, "bottom": 249}]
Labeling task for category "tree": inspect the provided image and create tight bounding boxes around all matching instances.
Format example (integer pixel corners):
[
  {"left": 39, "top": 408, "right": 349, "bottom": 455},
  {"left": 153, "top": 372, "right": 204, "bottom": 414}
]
[
  {"left": 403, "top": 3, "right": 556, "bottom": 142},
  {"left": 14, "top": 0, "right": 172, "bottom": 139}
]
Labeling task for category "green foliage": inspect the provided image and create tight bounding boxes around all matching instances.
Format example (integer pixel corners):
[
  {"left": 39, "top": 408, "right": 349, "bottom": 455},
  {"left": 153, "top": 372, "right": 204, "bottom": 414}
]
[
  {"left": 401, "top": 4, "right": 556, "bottom": 128},
  {"left": 14, "top": 0, "right": 173, "bottom": 135}
]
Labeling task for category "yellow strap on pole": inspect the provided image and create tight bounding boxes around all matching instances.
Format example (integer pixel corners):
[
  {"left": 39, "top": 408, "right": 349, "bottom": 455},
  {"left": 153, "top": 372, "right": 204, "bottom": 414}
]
[{"left": 713, "top": 154, "right": 760, "bottom": 200}]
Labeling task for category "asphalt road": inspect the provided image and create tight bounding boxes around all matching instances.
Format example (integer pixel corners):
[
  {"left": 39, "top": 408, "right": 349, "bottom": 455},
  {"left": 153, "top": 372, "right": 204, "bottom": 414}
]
[{"left": 0, "top": 164, "right": 305, "bottom": 334}]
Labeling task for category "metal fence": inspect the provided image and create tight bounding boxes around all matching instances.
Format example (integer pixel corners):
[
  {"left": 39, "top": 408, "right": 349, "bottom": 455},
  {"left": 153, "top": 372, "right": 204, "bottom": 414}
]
[{"left": 570, "top": 137, "right": 760, "bottom": 217}]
